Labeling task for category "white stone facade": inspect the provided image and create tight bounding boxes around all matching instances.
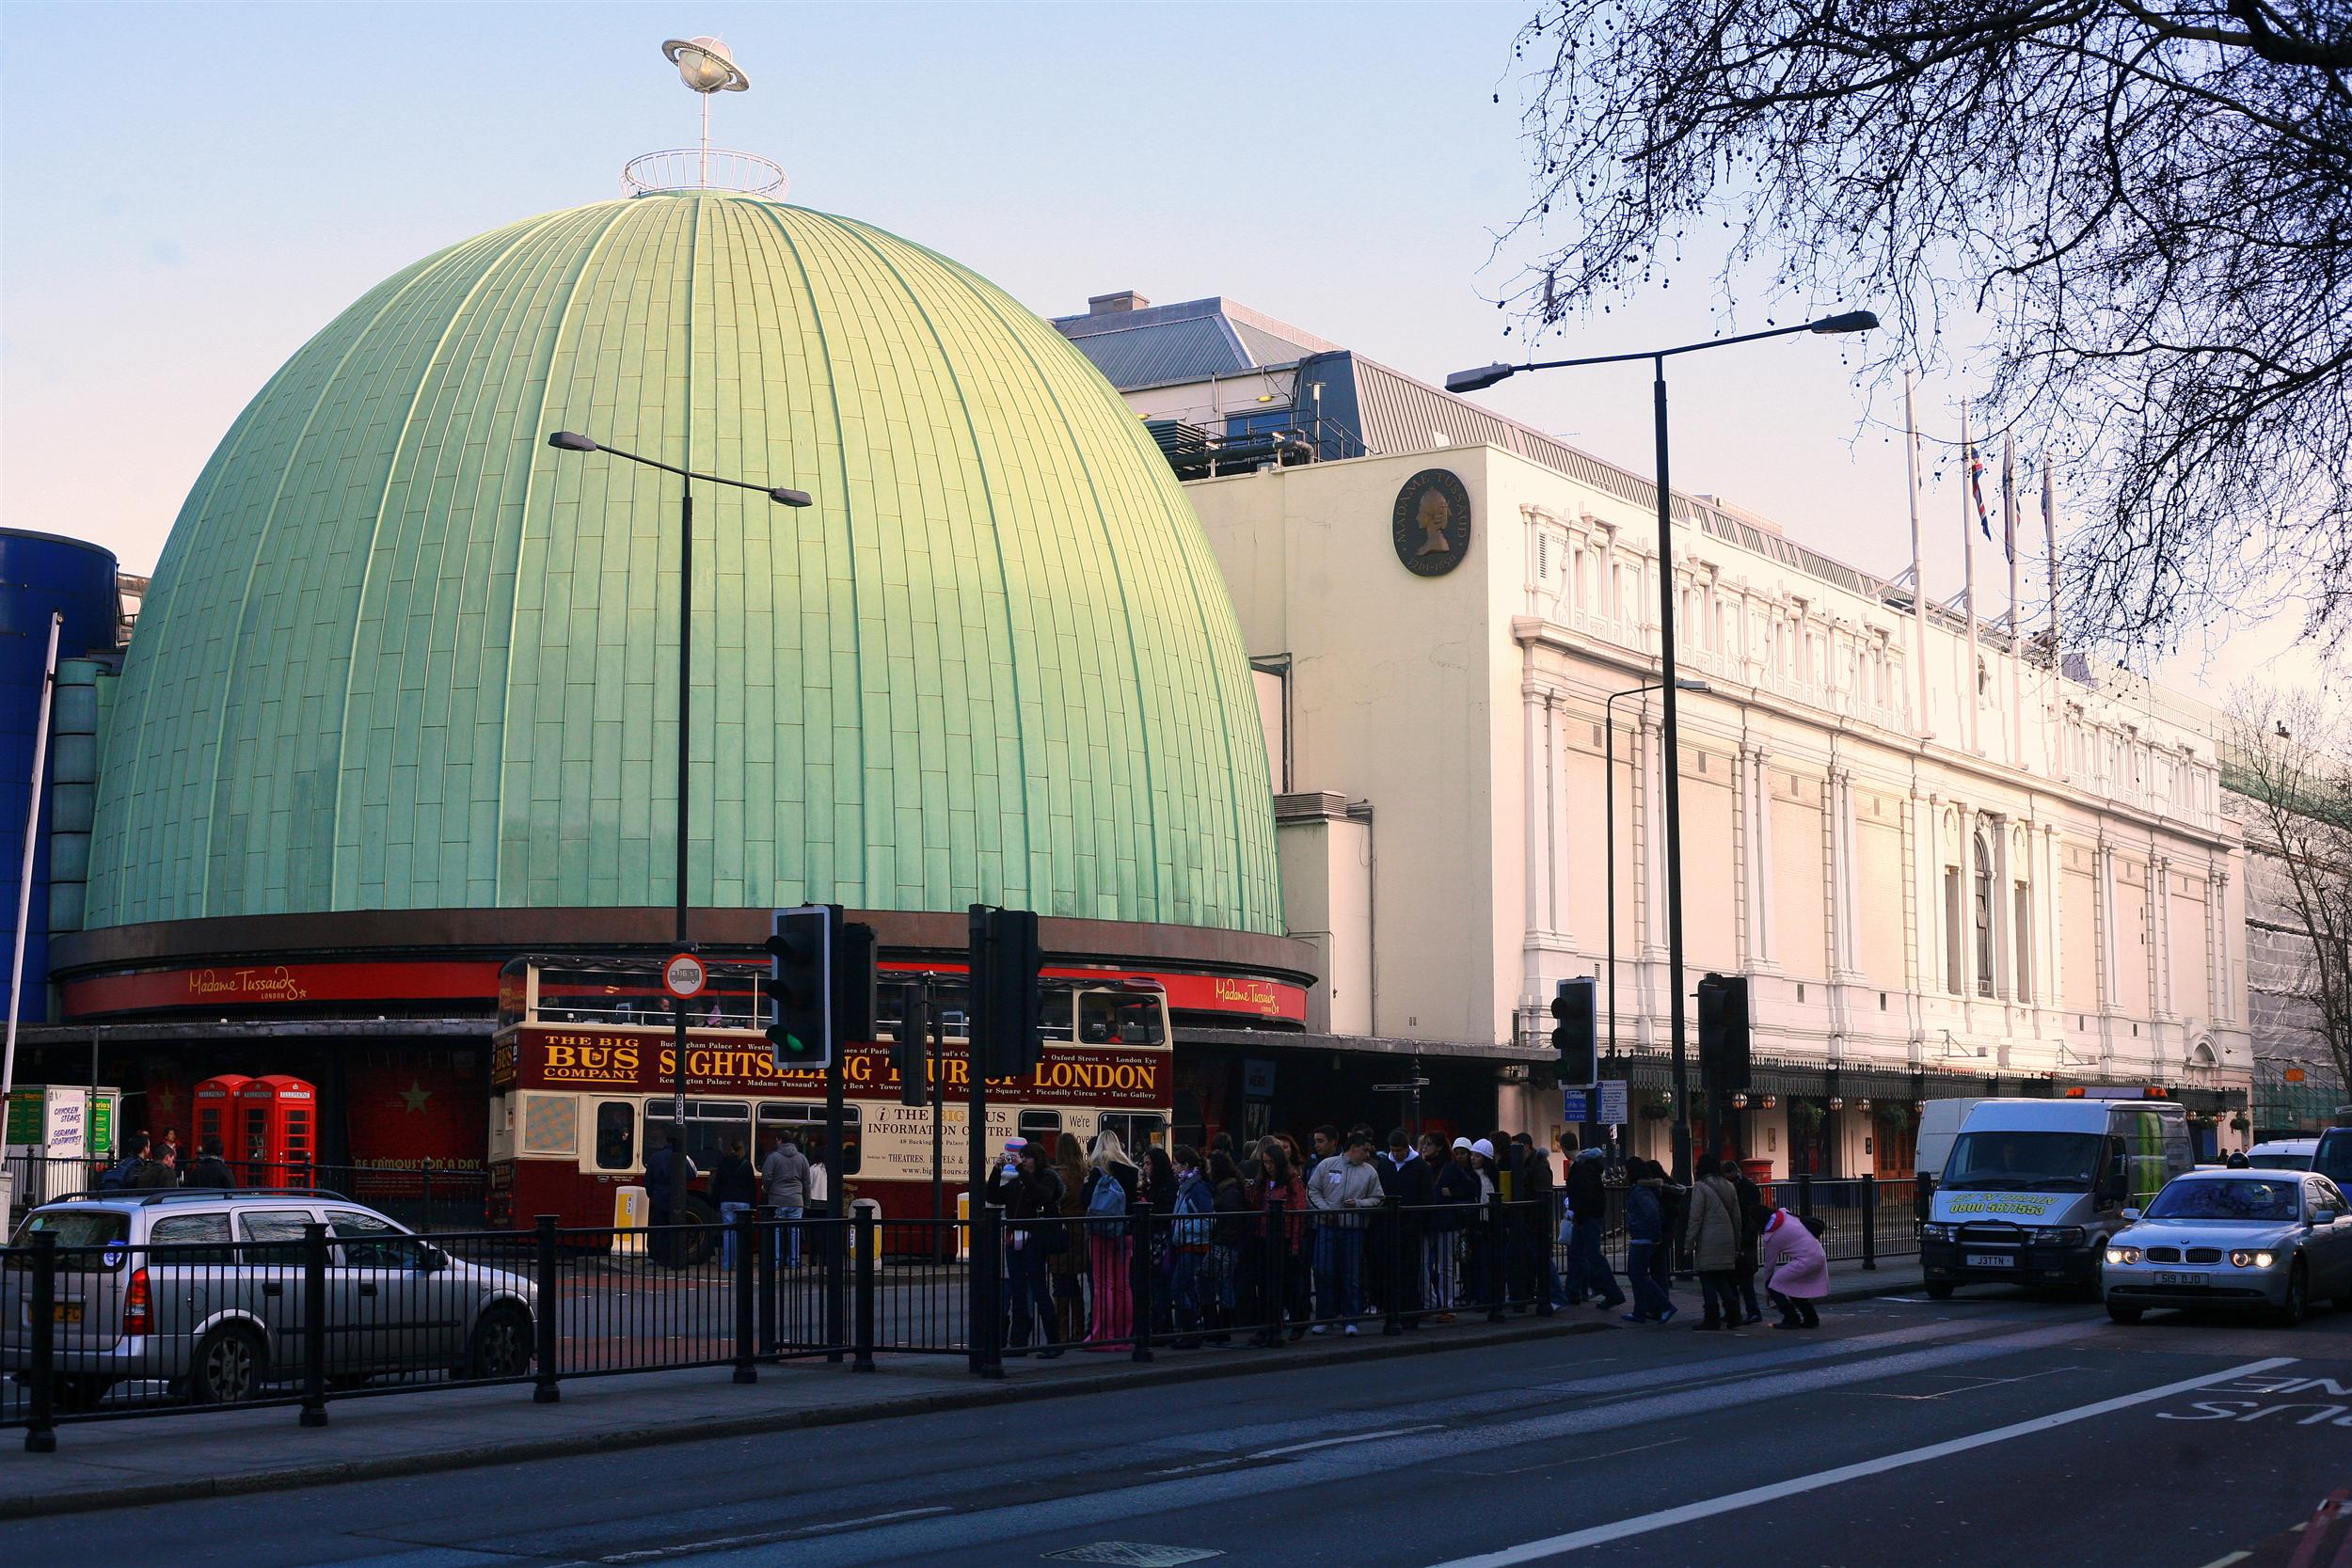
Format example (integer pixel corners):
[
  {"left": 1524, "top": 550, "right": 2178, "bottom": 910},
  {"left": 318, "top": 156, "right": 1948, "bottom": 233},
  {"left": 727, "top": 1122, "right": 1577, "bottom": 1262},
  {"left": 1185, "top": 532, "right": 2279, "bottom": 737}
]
[{"left": 1180, "top": 438, "right": 2251, "bottom": 1169}]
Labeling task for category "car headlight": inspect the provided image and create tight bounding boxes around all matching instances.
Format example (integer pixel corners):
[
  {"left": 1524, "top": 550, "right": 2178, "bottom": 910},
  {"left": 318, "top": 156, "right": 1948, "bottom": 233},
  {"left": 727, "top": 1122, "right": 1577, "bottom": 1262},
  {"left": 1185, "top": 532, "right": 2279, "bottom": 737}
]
[
  {"left": 2038, "top": 1227, "right": 2086, "bottom": 1247},
  {"left": 2228, "top": 1250, "right": 2280, "bottom": 1268},
  {"left": 2106, "top": 1246, "right": 2141, "bottom": 1265},
  {"left": 1922, "top": 1224, "right": 1954, "bottom": 1243}
]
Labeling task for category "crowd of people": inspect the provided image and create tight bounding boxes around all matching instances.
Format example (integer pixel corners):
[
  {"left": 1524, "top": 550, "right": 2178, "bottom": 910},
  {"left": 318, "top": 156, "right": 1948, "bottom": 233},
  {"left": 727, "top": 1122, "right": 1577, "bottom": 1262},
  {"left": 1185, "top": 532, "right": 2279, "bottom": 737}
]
[
  {"left": 92, "top": 1130, "right": 240, "bottom": 1191},
  {"left": 975, "top": 1123, "right": 1836, "bottom": 1354}
]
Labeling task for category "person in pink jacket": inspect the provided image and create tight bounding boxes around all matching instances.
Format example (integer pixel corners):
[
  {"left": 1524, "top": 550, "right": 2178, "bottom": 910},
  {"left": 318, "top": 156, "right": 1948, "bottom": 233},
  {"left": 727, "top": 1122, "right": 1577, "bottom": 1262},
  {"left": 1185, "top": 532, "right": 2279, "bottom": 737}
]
[{"left": 1757, "top": 1207, "right": 1828, "bottom": 1329}]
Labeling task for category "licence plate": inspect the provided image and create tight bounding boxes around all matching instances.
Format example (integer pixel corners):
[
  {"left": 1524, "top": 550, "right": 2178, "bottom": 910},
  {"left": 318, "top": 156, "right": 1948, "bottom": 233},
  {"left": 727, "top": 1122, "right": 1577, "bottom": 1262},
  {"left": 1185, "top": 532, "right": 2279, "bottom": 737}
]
[
  {"left": 2153, "top": 1271, "right": 2208, "bottom": 1288},
  {"left": 1965, "top": 1254, "right": 2015, "bottom": 1269},
  {"left": 52, "top": 1302, "right": 82, "bottom": 1324}
]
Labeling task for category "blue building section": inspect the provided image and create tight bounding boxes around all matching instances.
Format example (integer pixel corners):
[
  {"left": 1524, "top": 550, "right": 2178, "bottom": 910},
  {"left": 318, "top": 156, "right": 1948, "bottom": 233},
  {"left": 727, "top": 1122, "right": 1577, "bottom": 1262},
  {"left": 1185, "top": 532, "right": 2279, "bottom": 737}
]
[{"left": 1, "top": 529, "right": 119, "bottom": 1024}]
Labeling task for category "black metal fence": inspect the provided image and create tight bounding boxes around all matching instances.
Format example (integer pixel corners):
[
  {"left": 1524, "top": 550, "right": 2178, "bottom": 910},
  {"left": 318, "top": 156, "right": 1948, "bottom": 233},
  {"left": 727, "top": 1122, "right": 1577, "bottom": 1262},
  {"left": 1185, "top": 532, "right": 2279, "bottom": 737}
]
[{"left": 4, "top": 1178, "right": 1922, "bottom": 1451}]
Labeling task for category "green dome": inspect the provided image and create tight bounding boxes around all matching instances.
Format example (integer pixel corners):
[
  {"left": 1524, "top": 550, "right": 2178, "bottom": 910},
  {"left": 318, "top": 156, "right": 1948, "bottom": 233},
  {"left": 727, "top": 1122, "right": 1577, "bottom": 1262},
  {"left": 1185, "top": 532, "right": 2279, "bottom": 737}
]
[{"left": 87, "top": 194, "right": 1280, "bottom": 933}]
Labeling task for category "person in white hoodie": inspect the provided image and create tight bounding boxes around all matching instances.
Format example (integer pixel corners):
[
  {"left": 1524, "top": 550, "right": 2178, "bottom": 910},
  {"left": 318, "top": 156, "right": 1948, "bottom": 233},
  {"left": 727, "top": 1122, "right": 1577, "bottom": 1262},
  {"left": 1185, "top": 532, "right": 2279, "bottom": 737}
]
[{"left": 1308, "top": 1132, "right": 1385, "bottom": 1333}]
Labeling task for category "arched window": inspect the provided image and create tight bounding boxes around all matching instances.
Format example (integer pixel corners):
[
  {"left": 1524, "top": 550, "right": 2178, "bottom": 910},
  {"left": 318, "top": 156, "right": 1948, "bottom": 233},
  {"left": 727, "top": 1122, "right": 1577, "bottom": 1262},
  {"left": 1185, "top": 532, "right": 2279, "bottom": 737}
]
[{"left": 1973, "top": 832, "right": 1996, "bottom": 998}]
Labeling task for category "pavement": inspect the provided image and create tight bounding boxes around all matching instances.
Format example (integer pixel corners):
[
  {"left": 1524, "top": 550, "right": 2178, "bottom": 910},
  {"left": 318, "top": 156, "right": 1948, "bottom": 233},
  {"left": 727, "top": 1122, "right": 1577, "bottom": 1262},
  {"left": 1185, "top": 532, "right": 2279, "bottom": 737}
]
[
  {"left": 6, "top": 1266, "right": 2348, "bottom": 1568},
  {"left": 0, "top": 1258, "right": 1927, "bottom": 1521}
]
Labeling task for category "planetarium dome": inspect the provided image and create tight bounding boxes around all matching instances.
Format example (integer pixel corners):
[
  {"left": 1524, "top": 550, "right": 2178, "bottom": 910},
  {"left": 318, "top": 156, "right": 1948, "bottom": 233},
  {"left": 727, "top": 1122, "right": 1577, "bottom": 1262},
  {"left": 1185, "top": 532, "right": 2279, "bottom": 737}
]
[{"left": 85, "top": 193, "right": 1282, "bottom": 936}]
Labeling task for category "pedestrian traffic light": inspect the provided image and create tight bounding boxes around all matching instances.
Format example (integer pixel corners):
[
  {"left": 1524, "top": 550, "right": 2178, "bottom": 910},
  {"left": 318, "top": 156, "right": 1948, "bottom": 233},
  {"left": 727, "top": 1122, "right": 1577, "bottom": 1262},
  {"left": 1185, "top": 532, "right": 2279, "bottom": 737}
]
[
  {"left": 894, "top": 985, "right": 931, "bottom": 1108},
  {"left": 1551, "top": 976, "right": 1597, "bottom": 1089},
  {"left": 1698, "top": 973, "right": 1751, "bottom": 1093},
  {"left": 765, "top": 904, "right": 835, "bottom": 1070},
  {"left": 968, "top": 904, "right": 1044, "bottom": 1080}
]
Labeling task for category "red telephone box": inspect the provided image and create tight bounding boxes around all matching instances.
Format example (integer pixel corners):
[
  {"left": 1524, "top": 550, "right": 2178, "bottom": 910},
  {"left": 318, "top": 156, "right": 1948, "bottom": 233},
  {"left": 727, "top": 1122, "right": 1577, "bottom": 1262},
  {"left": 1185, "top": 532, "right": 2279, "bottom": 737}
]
[
  {"left": 235, "top": 1075, "right": 318, "bottom": 1188},
  {"left": 191, "top": 1074, "right": 251, "bottom": 1167}
]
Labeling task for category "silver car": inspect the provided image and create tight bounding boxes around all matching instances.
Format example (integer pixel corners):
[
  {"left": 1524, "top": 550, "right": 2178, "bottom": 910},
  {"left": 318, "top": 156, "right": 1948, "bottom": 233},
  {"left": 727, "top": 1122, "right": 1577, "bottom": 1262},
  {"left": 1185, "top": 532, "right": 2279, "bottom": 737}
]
[
  {"left": 2101, "top": 1169, "right": 2352, "bottom": 1325},
  {"left": 4, "top": 1190, "right": 537, "bottom": 1408}
]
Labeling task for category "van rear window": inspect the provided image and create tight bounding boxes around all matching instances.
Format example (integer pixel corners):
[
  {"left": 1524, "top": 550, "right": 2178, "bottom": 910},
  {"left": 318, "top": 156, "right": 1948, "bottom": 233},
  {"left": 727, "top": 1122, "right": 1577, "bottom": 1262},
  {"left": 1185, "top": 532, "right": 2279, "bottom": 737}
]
[{"left": 8, "top": 1210, "right": 130, "bottom": 1251}]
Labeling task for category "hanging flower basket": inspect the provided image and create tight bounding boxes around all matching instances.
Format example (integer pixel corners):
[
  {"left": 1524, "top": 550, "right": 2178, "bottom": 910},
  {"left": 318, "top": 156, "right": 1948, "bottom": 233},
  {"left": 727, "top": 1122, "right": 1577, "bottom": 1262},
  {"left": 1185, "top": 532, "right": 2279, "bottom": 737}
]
[
  {"left": 1875, "top": 1101, "right": 1916, "bottom": 1134},
  {"left": 2229, "top": 1112, "right": 2250, "bottom": 1133}
]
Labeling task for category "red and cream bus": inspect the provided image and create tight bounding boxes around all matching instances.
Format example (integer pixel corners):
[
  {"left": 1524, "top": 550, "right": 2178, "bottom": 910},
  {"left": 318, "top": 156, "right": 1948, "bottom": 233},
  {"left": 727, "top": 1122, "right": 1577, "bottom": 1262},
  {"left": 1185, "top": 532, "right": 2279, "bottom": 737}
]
[{"left": 485, "top": 958, "right": 1174, "bottom": 1242}]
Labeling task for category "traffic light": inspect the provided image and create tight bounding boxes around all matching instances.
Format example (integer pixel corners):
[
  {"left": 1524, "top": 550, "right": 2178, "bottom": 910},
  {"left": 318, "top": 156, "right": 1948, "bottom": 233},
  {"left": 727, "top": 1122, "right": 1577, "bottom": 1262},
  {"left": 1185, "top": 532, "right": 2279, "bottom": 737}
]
[
  {"left": 968, "top": 904, "right": 1044, "bottom": 1080},
  {"left": 1698, "top": 973, "right": 1752, "bottom": 1093},
  {"left": 765, "top": 904, "right": 835, "bottom": 1070},
  {"left": 834, "top": 920, "right": 879, "bottom": 1046},
  {"left": 894, "top": 984, "right": 931, "bottom": 1108},
  {"left": 1551, "top": 977, "right": 1597, "bottom": 1089}
]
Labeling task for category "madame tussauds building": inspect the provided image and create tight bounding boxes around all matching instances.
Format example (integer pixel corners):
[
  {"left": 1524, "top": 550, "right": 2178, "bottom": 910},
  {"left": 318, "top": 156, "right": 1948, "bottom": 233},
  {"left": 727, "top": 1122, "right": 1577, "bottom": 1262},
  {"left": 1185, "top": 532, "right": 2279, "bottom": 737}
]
[{"left": 27, "top": 188, "right": 1316, "bottom": 1203}]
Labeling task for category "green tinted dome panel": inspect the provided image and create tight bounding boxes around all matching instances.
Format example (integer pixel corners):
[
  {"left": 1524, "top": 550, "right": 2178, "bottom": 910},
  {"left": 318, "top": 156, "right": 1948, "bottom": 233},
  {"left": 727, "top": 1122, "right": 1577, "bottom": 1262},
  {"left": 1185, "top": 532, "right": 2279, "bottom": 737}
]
[{"left": 86, "top": 195, "right": 1281, "bottom": 933}]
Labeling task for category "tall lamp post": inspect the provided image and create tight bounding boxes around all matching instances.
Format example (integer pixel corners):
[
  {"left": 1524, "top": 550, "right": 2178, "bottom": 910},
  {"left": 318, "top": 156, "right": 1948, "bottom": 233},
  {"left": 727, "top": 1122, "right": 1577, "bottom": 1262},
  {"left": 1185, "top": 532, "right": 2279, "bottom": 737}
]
[
  {"left": 1452, "top": 309, "right": 1876, "bottom": 1182},
  {"left": 1603, "top": 676, "right": 1709, "bottom": 1073},
  {"left": 547, "top": 431, "right": 812, "bottom": 1132}
]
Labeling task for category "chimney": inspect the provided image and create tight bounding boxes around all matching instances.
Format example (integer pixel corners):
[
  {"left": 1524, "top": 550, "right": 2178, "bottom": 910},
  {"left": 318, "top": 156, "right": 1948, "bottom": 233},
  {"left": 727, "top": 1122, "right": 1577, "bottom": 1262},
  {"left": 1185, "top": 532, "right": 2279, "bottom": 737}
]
[{"left": 1088, "top": 290, "right": 1150, "bottom": 315}]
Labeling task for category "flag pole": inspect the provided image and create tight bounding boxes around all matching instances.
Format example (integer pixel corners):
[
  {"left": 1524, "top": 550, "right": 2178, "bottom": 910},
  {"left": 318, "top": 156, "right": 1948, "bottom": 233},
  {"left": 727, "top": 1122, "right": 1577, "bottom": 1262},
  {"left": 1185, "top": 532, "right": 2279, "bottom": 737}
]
[
  {"left": 2003, "top": 431, "right": 2022, "bottom": 761},
  {"left": 2042, "top": 461, "right": 2059, "bottom": 667},
  {"left": 1963, "top": 401, "right": 1980, "bottom": 754},
  {"left": 1906, "top": 372, "right": 1930, "bottom": 738}
]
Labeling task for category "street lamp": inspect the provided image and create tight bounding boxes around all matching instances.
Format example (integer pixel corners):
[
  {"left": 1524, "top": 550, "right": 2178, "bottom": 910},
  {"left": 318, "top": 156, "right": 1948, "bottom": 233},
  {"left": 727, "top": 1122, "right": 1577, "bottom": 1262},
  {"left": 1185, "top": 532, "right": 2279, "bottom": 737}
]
[
  {"left": 545, "top": 431, "right": 812, "bottom": 1132},
  {"left": 1603, "top": 676, "right": 1709, "bottom": 1064},
  {"left": 1453, "top": 309, "right": 1876, "bottom": 1183}
]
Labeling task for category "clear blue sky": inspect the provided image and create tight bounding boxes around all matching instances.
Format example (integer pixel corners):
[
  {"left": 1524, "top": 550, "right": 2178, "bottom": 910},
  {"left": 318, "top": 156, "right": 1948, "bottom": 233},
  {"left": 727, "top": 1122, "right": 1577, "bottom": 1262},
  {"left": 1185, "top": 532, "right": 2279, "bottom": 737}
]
[{"left": 0, "top": 1, "right": 2299, "bottom": 698}]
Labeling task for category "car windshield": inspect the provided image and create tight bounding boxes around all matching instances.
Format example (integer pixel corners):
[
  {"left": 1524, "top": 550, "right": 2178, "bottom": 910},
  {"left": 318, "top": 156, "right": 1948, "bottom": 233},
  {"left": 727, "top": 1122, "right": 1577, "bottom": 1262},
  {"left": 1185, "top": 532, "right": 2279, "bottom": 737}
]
[
  {"left": 1941, "top": 1131, "right": 2105, "bottom": 1192},
  {"left": 2244, "top": 1153, "right": 2312, "bottom": 1171},
  {"left": 2145, "top": 1179, "right": 2300, "bottom": 1222}
]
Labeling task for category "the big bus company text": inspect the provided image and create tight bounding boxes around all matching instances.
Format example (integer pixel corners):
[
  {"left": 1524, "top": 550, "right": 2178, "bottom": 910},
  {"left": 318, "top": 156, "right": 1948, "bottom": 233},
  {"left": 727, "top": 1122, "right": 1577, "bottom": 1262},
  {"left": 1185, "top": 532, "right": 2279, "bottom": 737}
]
[{"left": 485, "top": 957, "right": 1176, "bottom": 1242}]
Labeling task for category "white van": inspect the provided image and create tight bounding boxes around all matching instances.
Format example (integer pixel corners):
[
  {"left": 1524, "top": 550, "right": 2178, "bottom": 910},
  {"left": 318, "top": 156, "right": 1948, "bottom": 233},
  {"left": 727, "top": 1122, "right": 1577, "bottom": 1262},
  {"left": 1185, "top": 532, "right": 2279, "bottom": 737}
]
[{"left": 1919, "top": 1098, "right": 2193, "bottom": 1299}]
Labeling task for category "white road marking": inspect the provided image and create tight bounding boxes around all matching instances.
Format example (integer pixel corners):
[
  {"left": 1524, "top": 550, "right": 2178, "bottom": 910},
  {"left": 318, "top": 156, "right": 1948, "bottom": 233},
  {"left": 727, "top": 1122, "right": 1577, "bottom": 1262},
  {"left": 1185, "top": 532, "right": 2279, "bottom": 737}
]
[
  {"left": 593, "top": 1506, "right": 952, "bottom": 1562},
  {"left": 2192, "top": 1553, "right": 2250, "bottom": 1568},
  {"left": 1416, "top": 1356, "right": 2297, "bottom": 1567},
  {"left": 1248, "top": 1424, "right": 1443, "bottom": 1459},
  {"left": 1484, "top": 1435, "right": 1687, "bottom": 1478}
]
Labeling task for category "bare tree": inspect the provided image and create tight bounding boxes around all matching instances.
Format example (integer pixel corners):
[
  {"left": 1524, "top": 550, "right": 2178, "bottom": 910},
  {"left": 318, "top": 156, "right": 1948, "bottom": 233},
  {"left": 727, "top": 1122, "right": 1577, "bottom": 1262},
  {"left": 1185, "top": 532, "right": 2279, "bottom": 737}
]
[
  {"left": 2230, "top": 686, "right": 2352, "bottom": 1096},
  {"left": 1502, "top": 2, "right": 2352, "bottom": 651}
]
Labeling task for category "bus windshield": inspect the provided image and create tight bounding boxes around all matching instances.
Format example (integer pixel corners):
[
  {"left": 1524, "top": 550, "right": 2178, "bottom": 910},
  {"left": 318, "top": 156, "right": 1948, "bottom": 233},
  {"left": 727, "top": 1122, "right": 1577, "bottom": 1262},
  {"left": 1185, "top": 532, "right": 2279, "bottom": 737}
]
[{"left": 1941, "top": 1131, "right": 2106, "bottom": 1193}]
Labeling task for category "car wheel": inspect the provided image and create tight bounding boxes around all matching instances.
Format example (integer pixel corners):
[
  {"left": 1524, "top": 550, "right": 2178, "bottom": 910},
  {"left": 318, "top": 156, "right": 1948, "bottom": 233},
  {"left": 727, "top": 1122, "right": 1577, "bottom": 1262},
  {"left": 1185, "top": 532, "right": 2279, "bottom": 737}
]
[
  {"left": 189, "top": 1325, "right": 265, "bottom": 1404},
  {"left": 2106, "top": 1302, "right": 2142, "bottom": 1325},
  {"left": 467, "top": 1304, "right": 534, "bottom": 1380},
  {"left": 1924, "top": 1282, "right": 1955, "bottom": 1301},
  {"left": 2272, "top": 1261, "right": 2308, "bottom": 1328},
  {"left": 53, "top": 1374, "right": 116, "bottom": 1412}
]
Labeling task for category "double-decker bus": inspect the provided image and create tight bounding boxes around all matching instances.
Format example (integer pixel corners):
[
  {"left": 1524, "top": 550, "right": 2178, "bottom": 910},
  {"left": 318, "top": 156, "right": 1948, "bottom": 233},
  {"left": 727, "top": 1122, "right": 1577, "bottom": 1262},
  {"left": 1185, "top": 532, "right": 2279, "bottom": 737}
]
[{"left": 485, "top": 957, "right": 1172, "bottom": 1245}]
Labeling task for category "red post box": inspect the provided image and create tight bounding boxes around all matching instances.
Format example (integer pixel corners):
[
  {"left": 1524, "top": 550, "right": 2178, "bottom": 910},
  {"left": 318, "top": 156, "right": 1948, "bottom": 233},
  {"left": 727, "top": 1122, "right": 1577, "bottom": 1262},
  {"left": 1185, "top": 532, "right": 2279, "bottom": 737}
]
[
  {"left": 234, "top": 1075, "right": 318, "bottom": 1189},
  {"left": 191, "top": 1074, "right": 251, "bottom": 1172}
]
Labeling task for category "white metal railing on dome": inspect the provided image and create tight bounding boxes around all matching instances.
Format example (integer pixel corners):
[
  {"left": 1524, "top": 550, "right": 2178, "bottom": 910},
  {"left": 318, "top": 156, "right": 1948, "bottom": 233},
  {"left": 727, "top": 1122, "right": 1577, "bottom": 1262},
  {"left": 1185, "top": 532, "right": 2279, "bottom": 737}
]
[{"left": 622, "top": 148, "right": 789, "bottom": 198}]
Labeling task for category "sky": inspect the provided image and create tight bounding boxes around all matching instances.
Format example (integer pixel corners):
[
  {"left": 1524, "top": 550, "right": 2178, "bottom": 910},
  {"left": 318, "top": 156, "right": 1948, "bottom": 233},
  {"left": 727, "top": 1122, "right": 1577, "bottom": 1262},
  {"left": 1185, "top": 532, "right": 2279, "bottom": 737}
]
[{"left": 0, "top": 1, "right": 2318, "bottom": 705}]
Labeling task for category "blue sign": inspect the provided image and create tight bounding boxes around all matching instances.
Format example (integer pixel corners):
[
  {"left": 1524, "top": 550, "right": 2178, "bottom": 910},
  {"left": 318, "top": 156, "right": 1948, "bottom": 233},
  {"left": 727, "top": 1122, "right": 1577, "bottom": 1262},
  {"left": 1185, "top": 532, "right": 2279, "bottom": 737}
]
[{"left": 1562, "top": 1090, "right": 1588, "bottom": 1123}]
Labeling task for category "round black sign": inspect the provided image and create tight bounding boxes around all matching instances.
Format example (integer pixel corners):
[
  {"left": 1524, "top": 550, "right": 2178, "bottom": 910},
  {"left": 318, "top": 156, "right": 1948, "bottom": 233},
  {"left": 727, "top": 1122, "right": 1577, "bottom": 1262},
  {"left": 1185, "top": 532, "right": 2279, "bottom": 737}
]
[{"left": 1391, "top": 468, "right": 1472, "bottom": 576}]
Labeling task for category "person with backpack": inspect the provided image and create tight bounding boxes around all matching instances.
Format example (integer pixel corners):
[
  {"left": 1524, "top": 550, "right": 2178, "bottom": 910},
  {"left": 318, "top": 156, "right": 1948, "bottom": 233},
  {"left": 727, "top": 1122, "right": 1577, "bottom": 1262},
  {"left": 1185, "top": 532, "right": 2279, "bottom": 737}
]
[
  {"left": 99, "top": 1135, "right": 151, "bottom": 1192},
  {"left": 1167, "top": 1145, "right": 1215, "bottom": 1348},
  {"left": 1081, "top": 1130, "right": 1138, "bottom": 1349},
  {"left": 1759, "top": 1204, "right": 1830, "bottom": 1328}
]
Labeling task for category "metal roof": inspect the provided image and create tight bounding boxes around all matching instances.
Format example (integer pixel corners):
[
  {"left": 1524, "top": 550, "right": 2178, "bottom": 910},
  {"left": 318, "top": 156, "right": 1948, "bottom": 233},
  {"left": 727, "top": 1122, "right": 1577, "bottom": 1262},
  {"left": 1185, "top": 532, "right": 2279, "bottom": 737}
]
[{"left": 1051, "top": 297, "right": 1332, "bottom": 390}]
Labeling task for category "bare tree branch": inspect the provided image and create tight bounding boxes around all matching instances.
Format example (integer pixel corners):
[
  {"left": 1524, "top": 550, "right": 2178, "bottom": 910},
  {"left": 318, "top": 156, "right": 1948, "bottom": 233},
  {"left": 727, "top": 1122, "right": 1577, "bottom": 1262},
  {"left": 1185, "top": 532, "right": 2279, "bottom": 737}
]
[{"left": 1502, "top": 0, "right": 2352, "bottom": 654}]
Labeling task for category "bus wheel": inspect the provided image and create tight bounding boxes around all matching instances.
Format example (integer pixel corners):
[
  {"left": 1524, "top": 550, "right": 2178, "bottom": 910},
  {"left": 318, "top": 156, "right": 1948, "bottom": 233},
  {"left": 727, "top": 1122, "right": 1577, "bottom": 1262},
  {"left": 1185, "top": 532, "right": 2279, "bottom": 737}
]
[{"left": 675, "top": 1196, "right": 722, "bottom": 1266}]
